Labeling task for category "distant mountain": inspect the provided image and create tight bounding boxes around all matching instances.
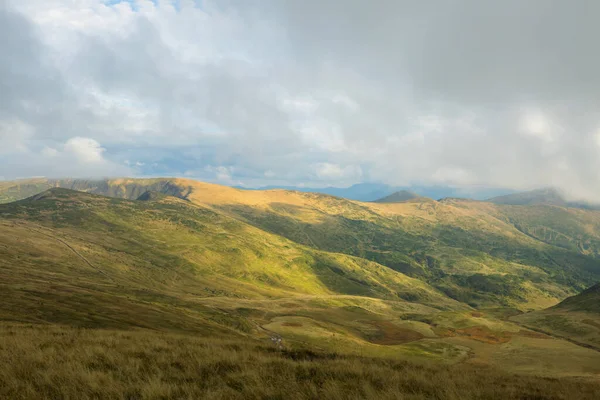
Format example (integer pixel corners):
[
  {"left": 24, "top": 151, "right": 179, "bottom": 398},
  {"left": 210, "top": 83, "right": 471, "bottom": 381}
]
[
  {"left": 0, "top": 178, "right": 517, "bottom": 204},
  {"left": 488, "top": 188, "right": 567, "bottom": 206},
  {"left": 244, "top": 183, "right": 515, "bottom": 202},
  {"left": 374, "top": 190, "right": 430, "bottom": 203},
  {"left": 488, "top": 188, "right": 600, "bottom": 210}
]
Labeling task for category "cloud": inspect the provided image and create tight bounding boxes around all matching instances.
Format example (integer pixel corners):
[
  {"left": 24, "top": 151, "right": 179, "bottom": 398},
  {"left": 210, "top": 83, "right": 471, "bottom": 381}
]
[
  {"left": 64, "top": 137, "right": 106, "bottom": 163},
  {"left": 2, "top": 1, "right": 600, "bottom": 201}
]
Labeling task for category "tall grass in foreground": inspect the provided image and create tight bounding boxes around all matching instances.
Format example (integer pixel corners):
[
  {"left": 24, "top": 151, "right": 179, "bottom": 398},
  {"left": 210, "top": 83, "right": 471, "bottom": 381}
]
[{"left": 0, "top": 323, "right": 598, "bottom": 400}]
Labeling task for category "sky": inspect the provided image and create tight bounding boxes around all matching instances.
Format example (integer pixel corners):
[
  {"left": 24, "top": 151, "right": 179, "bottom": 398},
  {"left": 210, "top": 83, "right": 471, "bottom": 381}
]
[{"left": 2, "top": 0, "right": 600, "bottom": 201}]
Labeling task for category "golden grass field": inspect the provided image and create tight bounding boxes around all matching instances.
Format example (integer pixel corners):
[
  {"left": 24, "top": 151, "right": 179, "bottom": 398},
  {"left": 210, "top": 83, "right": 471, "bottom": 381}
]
[{"left": 2, "top": 323, "right": 600, "bottom": 400}]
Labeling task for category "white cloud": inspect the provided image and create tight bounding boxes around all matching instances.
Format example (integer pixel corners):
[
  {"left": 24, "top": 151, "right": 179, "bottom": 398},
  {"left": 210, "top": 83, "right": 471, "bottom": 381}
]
[
  {"left": 64, "top": 137, "right": 105, "bottom": 163},
  {"left": 3, "top": 1, "right": 600, "bottom": 200}
]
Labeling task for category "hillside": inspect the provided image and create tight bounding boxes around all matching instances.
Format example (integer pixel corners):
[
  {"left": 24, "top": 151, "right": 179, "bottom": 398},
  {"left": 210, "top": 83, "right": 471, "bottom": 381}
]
[
  {"left": 2, "top": 188, "right": 493, "bottom": 360},
  {"left": 3, "top": 178, "right": 600, "bottom": 311},
  {"left": 554, "top": 283, "right": 600, "bottom": 313},
  {"left": 3, "top": 186, "right": 600, "bottom": 381},
  {"left": 512, "top": 283, "right": 600, "bottom": 350}
]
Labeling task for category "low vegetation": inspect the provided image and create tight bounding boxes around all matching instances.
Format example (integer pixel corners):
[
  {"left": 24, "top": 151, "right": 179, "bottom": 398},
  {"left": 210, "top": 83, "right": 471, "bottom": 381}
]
[{"left": 2, "top": 323, "right": 599, "bottom": 400}]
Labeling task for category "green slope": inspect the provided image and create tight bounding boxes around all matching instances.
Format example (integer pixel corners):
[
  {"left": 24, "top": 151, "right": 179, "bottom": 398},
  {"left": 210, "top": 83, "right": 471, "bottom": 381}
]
[
  {"left": 512, "top": 283, "right": 600, "bottom": 350},
  {"left": 212, "top": 195, "right": 600, "bottom": 310},
  {"left": 3, "top": 178, "right": 600, "bottom": 311},
  {"left": 4, "top": 187, "right": 600, "bottom": 378},
  {"left": 0, "top": 189, "right": 473, "bottom": 348}
]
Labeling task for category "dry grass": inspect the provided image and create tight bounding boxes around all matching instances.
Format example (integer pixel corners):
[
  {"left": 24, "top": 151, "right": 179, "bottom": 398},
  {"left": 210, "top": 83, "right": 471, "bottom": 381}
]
[{"left": 1, "top": 323, "right": 599, "bottom": 400}]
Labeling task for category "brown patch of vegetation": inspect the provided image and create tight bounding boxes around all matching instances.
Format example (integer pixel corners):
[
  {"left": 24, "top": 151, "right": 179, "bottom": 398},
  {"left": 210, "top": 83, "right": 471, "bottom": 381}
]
[
  {"left": 455, "top": 326, "right": 512, "bottom": 344},
  {"left": 1, "top": 323, "right": 600, "bottom": 400},
  {"left": 365, "top": 321, "right": 425, "bottom": 345},
  {"left": 471, "top": 312, "right": 483, "bottom": 318},
  {"left": 281, "top": 322, "right": 303, "bottom": 327}
]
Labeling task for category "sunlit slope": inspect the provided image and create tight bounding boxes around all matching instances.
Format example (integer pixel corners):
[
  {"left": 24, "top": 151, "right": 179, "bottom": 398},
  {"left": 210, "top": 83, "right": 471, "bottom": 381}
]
[
  {"left": 3, "top": 178, "right": 600, "bottom": 310},
  {"left": 0, "top": 188, "right": 462, "bottom": 330},
  {"left": 187, "top": 186, "right": 600, "bottom": 311},
  {"left": 513, "top": 283, "right": 600, "bottom": 349},
  {"left": 4, "top": 187, "right": 600, "bottom": 377}
]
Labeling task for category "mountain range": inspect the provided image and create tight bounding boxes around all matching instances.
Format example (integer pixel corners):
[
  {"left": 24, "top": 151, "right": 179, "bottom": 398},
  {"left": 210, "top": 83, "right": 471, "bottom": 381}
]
[
  {"left": 1, "top": 177, "right": 600, "bottom": 388},
  {"left": 237, "top": 182, "right": 517, "bottom": 202}
]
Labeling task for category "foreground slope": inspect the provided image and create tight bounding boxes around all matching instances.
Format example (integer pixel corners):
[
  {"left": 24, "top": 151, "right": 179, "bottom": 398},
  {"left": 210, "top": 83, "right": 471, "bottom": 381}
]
[{"left": 4, "top": 323, "right": 600, "bottom": 400}]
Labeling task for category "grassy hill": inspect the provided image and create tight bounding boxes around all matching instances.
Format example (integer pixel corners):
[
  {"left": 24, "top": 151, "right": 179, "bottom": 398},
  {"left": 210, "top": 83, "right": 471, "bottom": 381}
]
[
  {"left": 3, "top": 183, "right": 600, "bottom": 397},
  {"left": 3, "top": 178, "right": 600, "bottom": 310},
  {"left": 2, "top": 189, "right": 489, "bottom": 358},
  {"left": 182, "top": 182, "right": 600, "bottom": 310},
  {"left": 513, "top": 283, "right": 600, "bottom": 350}
]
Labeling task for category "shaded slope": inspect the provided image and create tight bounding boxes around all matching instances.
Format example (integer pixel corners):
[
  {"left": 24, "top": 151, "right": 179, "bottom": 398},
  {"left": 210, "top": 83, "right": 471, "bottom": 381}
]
[
  {"left": 0, "top": 178, "right": 192, "bottom": 204},
  {"left": 552, "top": 283, "right": 600, "bottom": 313}
]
